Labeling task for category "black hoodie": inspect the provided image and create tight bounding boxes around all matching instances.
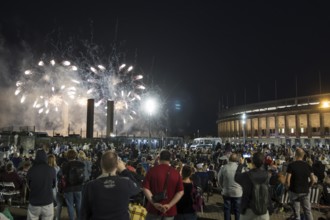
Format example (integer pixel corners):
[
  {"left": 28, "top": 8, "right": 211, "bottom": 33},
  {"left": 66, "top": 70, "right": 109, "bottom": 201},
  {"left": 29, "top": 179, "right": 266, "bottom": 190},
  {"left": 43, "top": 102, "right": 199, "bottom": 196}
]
[{"left": 27, "top": 149, "right": 56, "bottom": 206}]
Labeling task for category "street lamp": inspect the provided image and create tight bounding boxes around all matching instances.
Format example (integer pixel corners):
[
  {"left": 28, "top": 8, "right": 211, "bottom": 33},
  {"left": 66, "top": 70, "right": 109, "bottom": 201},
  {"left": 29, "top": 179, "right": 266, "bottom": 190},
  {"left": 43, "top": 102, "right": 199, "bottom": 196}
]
[
  {"left": 241, "top": 113, "right": 246, "bottom": 144},
  {"left": 144, "top": 98, "right": 157, "bottom": 148}
]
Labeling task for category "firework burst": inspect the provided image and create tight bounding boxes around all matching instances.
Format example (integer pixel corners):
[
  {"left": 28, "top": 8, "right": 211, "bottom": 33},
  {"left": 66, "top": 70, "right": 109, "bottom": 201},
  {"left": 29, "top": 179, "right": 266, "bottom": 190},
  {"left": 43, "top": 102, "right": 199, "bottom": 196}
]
[
  {"left": 15, "top": 59, "right": 81, "bottom": 114},
  {"left": 84, "top": 63, "right": 146, "bottom": 126}
]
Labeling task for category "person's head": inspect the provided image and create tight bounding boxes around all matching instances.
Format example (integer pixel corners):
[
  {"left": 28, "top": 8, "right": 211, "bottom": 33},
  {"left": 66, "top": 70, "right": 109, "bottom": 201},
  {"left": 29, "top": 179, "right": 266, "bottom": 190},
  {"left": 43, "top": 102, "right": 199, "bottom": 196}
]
[
  {"left": 5, "top": 162, "right": 14, "bottom": 172},
  {"left": 159, "top": 150, "right": 171, "bottom": 162},
  {"left": 13, "top": 152, "right": 19, "bottom": 158},
  {"left": 101, "top": 150, "right": 118, "bottom": 173},
  {"left": 136, "top": 164, "right": 146, "bottom": 176},
  {"left": 295, "top": 148, "right": 305, "bottom": 160},
  {"left": 48, "top": 154, "right": 57, "bottom": 167},
  {"left": 181, "top": 165, "right": 192, "bottom": 179},
  {"left": 34, "top": 149, "right": 47, "bottom": 164},
  {"left": 252, "top": 152, "right": 264, "bottom": 168},
  {"left": 66, "top": 149, "right": 77, "bottom": 161},
  {"left": 325, "top": 175, "right": 330, "bottom": 185},
  {"left": 22, "top": 160, "right": 31, "bottom": 170},
  {"left": 196, "top": 163, "right": 203, "bottom": 171},
  {"left": 306, "top": 157, "right": 313, "bottom": 167},
  {"left": 78, "top": 151, "right": 87, "bottom": 161},
  {"left": 229, "top": 153, "right": 238, "bottom": 162}
]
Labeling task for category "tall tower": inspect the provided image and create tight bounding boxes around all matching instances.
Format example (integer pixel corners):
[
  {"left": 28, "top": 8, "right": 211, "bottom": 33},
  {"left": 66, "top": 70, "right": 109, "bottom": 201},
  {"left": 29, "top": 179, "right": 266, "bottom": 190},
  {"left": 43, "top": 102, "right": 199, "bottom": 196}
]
[
  {"left": 106, "top": 100, "right": 114, "bottom": 137},
  {"left": 86, "top": 99, "right": 94, "bottom": 138}
]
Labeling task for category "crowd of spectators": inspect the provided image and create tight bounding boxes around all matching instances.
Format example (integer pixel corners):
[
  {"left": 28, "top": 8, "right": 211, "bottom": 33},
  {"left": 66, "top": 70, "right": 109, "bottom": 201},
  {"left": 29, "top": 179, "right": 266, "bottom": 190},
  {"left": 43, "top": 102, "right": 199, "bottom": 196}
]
[{"left": 0, "top": 140, "right": 329, "bottom": 219}]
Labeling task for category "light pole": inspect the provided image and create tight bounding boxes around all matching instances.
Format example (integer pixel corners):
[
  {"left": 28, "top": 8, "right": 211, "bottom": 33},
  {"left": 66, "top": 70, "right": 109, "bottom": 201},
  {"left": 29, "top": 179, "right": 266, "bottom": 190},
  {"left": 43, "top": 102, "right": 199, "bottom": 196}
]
[{"left": 241, "top": 113, "right": 246, "bottom": 144}]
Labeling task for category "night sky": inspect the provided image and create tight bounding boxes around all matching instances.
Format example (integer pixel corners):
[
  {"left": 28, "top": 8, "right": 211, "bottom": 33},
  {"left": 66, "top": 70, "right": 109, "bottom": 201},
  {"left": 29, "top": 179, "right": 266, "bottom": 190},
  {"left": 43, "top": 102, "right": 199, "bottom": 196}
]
[{"left": 1, "top": 1, "right": 330, "bottom": 137}]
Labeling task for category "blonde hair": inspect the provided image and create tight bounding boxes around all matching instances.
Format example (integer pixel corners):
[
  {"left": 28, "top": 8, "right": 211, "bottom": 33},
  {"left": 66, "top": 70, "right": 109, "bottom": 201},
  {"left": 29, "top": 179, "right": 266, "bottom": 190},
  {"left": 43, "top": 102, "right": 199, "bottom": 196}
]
[
  {"left": 48, "top": 154, "right": 57, "bottom": 167},
  {"left": 78, "top": 151, "right": 87, "bottom": 161}
]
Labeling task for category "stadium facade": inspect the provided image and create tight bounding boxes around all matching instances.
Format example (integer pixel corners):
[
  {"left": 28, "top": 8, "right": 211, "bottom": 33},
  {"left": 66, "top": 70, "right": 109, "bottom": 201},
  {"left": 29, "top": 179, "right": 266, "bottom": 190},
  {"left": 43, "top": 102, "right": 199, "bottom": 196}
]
[{"left": 217, "top": 94, "right": 330, "bottom": 146}]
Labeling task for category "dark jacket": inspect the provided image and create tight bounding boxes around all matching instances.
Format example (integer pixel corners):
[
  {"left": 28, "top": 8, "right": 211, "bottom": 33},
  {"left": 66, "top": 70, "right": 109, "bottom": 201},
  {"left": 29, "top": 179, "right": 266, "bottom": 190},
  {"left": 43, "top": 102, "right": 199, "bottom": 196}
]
[
  {"left": 81, "top": 169, "right": 141, "bottom": 220},
  {"left": 27, "top": 149, "right": 56, "bottom": 206},
  {"left": 235, "top": 164, "right": 271, "bottom": 214}
]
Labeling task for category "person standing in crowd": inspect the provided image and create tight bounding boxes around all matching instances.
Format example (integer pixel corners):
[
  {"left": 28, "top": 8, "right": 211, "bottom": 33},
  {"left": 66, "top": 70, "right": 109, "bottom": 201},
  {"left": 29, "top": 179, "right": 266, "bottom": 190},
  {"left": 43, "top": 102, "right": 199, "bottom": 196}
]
[
  {"left": 141, "top": 157, "right": 150, "bottom": 173},
  {"left": 175, "top": 165, "right": 197, "bottom": 220},
  {"left": 235, "top": 152, "right": 270, "bottom": 220},
  {"left": 312, "top": 159, "right": 326, "bottom": 184},
  {"left": 11, "top": 152, "right": 22, "bottom": 169},
  {"left": 135, "top": 163, "right": 147, "bottom": 184},
  {"left": 47, "top": 154, "right": 61, "bottom": 219},
  {"left": 195, "top": 163, "right": 209, "bottom": 193},
  {"left": 26, "top": 149, "right": 56, "bottom": 220},
  {"left": 48, "top": 154, "right": 60, "bottom": 200},
  {"left": 219, "top": 153, "right": 242, "bottom": 220},
  {"left": 81, "top": 150, "right": 141, "bottom": 220},
  {"left": 90, "top": 151, "right": 103, "bottom": 180},
  {"left": 61, "top": 149, "right": 85, "bottom": 220},
  {"left": 285, "top": 148, "right": 316, "bottom": 220},
  {"left": 17, "top": 160, "right": 31, "bottom": 204},
  {"left": 143, "top": 150, "right": 184, "bottom": 220},
  {"left": 78, "top": 150, "right": 92, "bottom": 182}
]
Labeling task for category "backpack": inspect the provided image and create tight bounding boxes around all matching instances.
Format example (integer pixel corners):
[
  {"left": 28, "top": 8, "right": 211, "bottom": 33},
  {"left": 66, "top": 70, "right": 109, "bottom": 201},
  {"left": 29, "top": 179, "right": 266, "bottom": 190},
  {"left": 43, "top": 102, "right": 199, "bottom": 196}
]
[
  {"left": 191, "top": 183, "right": 204, "bottom": 212},
  {"left": 247, "top": 172, "right": 269, "bottom": 215},
  {"left": 68, "top": 161, "right": 85, "bottom": 186}
]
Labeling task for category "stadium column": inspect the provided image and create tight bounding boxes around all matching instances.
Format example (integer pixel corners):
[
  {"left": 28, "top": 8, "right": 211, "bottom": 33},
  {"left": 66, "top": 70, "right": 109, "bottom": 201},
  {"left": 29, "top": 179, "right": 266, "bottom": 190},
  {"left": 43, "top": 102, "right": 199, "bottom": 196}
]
[
  {"left": 266, "top": 116, "right": 270, "bottom": 138},
  {"left": 320, "top": 112, "right": 325, "bottom": 139},
  {"left": 106, "top": 100, "right": 114, "bottom": 138},
  {"left": 284, "top": 114, "right": 288, "bottom": 137},
  {"left": 258, "top": 117, "right": 261, "bottom": 139},
  {"left": 86, "top": 99, "right": 94, "bottom": 139},
  {"left": 275, "top": 114, "right": 279, "bottom": 138},
  {"left": 249, "top": 118, "right": 253, "bottom": 139},
  {"left": 295, "top": 114, "right": 299, "bottom": 139},
  {"left": 307, "top": 113, "right": 311, "bottom": 138}
]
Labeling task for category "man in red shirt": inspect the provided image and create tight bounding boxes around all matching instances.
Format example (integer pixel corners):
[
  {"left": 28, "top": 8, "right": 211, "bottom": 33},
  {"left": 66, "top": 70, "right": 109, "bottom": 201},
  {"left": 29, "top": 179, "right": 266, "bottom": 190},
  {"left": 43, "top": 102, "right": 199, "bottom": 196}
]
[{"left": 143, "top": 150, "right": 184, "bottom": 220}]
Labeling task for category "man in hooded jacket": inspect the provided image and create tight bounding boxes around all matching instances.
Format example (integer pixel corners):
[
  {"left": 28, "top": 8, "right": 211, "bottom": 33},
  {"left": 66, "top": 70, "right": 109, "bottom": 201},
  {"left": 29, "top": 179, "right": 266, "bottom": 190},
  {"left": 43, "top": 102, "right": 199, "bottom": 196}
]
[{"left": 27, "top": 148, "right": 56, "bottom": 220}]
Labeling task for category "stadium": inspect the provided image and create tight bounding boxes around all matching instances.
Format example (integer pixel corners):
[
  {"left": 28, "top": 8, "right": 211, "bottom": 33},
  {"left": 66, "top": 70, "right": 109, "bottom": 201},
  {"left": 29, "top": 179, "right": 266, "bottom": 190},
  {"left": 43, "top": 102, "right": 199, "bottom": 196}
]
[{"left": 217, "top": 93, "right": 330, "bottom": 147}]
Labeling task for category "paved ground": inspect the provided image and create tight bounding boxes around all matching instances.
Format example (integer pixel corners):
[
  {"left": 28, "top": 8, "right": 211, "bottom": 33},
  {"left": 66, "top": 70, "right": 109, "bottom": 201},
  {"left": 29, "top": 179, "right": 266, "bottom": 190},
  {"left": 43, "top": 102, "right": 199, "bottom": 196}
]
[{"left": 9, "top": 191, "right": 328, "bottom": 220}]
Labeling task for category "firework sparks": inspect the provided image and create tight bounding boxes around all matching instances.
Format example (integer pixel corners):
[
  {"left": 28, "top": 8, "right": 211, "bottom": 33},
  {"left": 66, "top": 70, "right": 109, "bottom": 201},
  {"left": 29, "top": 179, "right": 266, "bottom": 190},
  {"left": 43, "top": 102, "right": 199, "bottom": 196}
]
[
  {"left": 15, "top": 59, "right": 81, "bottom": 114},
  {"left": 14, "top": 54, "right": 149, "bottom": 135},
  {"left": 83, "top": 63, "right": 146, "bottom": 125}
]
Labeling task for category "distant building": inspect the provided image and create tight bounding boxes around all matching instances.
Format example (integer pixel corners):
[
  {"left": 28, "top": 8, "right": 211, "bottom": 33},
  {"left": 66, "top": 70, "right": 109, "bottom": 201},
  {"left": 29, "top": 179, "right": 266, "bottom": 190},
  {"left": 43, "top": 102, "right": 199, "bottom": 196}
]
[{"left": 217, "top": 93, "right": 330, "bottom": 146}]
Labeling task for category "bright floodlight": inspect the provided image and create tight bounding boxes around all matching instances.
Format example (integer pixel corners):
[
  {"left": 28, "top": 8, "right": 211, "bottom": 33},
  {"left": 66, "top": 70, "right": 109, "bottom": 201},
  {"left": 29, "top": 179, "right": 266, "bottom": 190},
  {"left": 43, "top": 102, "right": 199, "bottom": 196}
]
[
  {"left": 241, "top": 113, "right": 246, "bottom": 124},
  {"left": 145, "top": 98, "right": 157, "bottom": 115},
  {"left": 321, "top": 100, "right": 330, "bottom": 108}
]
